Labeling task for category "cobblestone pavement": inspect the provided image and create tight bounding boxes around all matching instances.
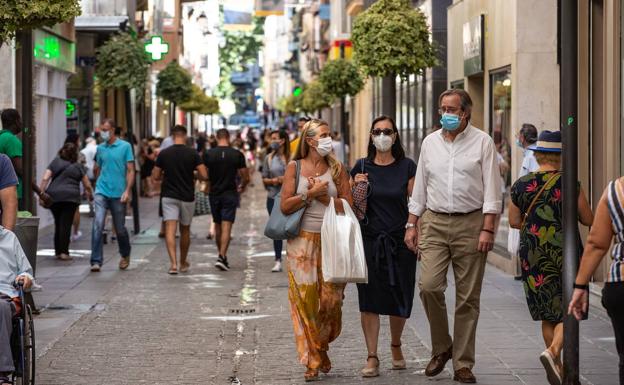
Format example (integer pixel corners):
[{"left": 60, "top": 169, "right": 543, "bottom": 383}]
[{"left": 34, "top": 178, "right": 620, "bottom": 385}]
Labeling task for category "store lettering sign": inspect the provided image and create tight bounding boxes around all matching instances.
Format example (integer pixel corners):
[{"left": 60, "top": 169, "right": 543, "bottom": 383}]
[{"left": 463, "top": 15, "right": 484, "bottom": 77}]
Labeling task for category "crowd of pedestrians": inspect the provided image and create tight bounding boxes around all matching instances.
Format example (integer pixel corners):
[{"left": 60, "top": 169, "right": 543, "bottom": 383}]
[{"left": 0, "top": 85, "right": 622, "bottom": 384}]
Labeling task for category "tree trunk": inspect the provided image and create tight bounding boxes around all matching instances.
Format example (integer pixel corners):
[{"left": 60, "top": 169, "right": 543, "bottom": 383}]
[{"left": 381, "top": 75, "right": 396, "bottom": 122}]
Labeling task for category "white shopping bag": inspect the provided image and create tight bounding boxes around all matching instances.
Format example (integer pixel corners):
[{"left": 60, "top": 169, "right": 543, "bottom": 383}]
[
  {"left": 321, "top": 197, "right": 368, "bottom": 283},
  {"left": 507, "top": 227, "right": 520, "bottom": 256}
]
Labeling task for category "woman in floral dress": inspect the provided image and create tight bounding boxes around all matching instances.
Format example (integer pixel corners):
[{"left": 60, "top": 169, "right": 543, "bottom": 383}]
[{"left": 509, "top": 131, "right": 593, "bottom": 385}]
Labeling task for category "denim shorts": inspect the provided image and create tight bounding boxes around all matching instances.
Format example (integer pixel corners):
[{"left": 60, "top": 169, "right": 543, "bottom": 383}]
[{"left": 209, "top": 193, "right": 239, "bottom": 223}]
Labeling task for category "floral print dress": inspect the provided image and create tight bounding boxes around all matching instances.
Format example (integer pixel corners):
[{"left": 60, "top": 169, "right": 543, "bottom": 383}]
[{"left": 511, "top": 171, "right": 582, "bottom": 322}]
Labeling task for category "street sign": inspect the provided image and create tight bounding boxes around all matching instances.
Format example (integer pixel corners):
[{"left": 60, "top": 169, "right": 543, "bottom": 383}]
[{"left": 145, "top": 36, "right": 169, "bottom": 61}]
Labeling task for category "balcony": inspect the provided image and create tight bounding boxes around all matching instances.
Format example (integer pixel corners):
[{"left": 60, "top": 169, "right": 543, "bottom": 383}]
[{"left": 75, "top": 0, "right": 131, "bottom": 32}]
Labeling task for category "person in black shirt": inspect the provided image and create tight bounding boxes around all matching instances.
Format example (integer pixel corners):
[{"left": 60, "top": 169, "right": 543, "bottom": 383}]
[
  {"left": 152, "top": 125, "right": 207, "bottom": 274},
  {"left": 203, "top": 128, "right": 249, "bottom": 271}
]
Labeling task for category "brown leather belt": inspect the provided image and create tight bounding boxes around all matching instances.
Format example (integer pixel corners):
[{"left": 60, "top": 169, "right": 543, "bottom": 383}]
[{"left": 428, "top": 208, "right": 481, "bottom": 216}]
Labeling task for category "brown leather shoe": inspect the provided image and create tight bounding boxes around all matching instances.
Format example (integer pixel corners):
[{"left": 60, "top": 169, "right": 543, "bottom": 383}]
[
  {"left": 453, "top": 367, "right": 477, "bottom": 383},
  {"left": 425, "top": 346, "right": 452, "bottom": 377}
]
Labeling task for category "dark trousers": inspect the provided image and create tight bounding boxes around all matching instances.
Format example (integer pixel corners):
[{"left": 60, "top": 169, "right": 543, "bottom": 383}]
[
  {"left": 603, "top": 282, "right": 624, "bottom": 385},
  {"left": 50, "top": 202, "right": 79, "bottom": 256},
  {"left": 266, "top": 198, "right": 282, "bottom": 261}
]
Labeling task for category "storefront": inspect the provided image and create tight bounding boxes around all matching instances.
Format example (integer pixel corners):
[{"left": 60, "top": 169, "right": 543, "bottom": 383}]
[{"left": 447, "top": 0, "right": 559, "bottom": 273}]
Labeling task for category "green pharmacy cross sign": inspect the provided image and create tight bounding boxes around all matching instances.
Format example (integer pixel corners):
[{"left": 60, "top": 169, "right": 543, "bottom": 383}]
[
  {"left": 145, "top": 36, "right": 169, "bottom": 61},
  {"left": 65, "top": 99, "right": 76, "bottom": 118}
]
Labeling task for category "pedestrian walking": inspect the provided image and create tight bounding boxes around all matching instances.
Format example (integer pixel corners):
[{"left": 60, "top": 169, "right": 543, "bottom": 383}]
[
  {"left": 151, "top": 125, "right": 207, "bottom": 274},
  {"left": 517, "top": 123, "right": 539, "bottom": 177},
  {"left": 404, "top": 89, "right": 501, "bottom": 383},
  {"left": 64, "top": 133, "right": 85, "bottom": 242},
  {"left": 569, "top": 177, "right": 624, "bottom": 385},
  {"left": 0, "top": 109, "right": 45, "bottom": 209},
  {"left": 509, "top": 130, "right": 593, "bottom": 385},
  {"left": 261, "top": 129, "right": 290, "bottom": 273},
  {"left": 0, "top": 154, "right": 18, "bottom": 230},
  {"left": 39, "top": 143, "right": 94, "bottom": 261},
  {"left": 279, "top": 119, "right": 352, "bottom": 381},
  {"left": 90, "top": 119, "right": 135, "bottom": 272},
  {"left": 289, "top": 116, "right": 311, "bottom": 158},
  {"left": 203, "top": 128, "right": 249, "bottom": 271},
  {"left": 350, "top": 116, "right": 416, "bottom": 377}
]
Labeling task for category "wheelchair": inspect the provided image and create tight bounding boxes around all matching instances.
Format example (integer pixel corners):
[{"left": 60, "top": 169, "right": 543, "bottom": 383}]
[{"left": 10, "top": 282, "right": 34, "bottom": 385}]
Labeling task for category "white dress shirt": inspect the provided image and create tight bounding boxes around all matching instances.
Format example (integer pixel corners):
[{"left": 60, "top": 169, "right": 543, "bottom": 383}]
[
  {"left": 519, "top": 145, "right": 539, "bottom": 178},
  {"left": 408, "top": 124, "right": 502, "bottom": 216}
]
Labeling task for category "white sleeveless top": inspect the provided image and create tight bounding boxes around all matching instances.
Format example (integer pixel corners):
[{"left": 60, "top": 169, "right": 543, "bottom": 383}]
[{"left": 296, "top": 168, "right": 337, "bottom": 233}]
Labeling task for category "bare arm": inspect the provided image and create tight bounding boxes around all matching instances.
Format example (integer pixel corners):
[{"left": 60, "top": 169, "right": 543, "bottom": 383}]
[
  {"left": 196, "top": 164, "right": 208, "bottom": 181},
  {"left": 568, "top": 191, "right": 613, "bottom": 320},
  {"left": 39, "top": 169, "right": 53, "bottom": 192},
  {"left": 81, "top": 174, "right": 94, "bottom": 200},
  {"left": 0, "top": 186, "right": 17, "bottom": 231},
  {"left": 120, "top": 162, "right": 135, "bottom": 203},
  {"left": 238, "top": 167, "right": 250, "bottom": 192},
  {"left": 319, "top": 166, "right": 352, "bottom": 214},
  {"left": 151, "top": 166, "right": 163, "bottom": 182},
  {"left": 280, "top": 162, "right": 308, "bottom": 215},
  {"left": 508, "top": 201, "right": 522, "bottom": 229}
]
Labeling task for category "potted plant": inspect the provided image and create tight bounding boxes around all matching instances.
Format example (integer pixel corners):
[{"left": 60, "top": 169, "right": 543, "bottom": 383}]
[
  {"left": 352, "top": 0, "right": 437, "bottom": 120},
  {"left": 0, "top": 0, "right": 81, "bottom": 44}
]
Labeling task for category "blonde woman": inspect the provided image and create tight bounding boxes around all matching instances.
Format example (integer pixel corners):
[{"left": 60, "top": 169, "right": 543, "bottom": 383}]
[{"left": 280, "top": 119, "right": 353, "bottom": 381}]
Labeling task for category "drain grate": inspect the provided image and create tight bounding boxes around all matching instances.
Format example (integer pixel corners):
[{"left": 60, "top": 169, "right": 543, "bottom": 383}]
[{"left": 229, "top": 308, "right": 256, "bottom": 314}]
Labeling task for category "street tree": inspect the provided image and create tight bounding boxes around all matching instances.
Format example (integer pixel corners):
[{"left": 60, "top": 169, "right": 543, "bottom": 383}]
[
  {"left": 180, "top": 84, "right": 220, "bottom": 129},
  {"left": 301, "top": 80, "right": 332, "bottom": 116},
  {"left": 0, "top": 0, "right": 81, "bottom": 44},
  {"left": 351, "top": 0, "right": 437, "bottom": 120},
  {"left": 318, "top": 59, "right": 364, "bottom": 101},
  {"left": 157, "top": 60, "right": 193, "bottom": 128}
]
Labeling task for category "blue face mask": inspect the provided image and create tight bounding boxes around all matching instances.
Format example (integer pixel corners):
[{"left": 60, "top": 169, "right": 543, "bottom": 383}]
[
  {"left": 440, "top": 113, "right": 462, "bottom": 131},
  {"left": 515, "top": 138, "right": 524, "bottom": 148}
]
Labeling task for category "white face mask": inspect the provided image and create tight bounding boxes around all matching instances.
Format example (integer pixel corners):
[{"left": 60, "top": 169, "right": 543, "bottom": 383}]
[
  {"left": 100, "top": 131, "right": 111, "bottom": 141},
  {"left": 372, "top": 134, "right": 393, "bottom": 152},
  {"left": 314, "top": 137, "right": 333, "bottom": 157}
]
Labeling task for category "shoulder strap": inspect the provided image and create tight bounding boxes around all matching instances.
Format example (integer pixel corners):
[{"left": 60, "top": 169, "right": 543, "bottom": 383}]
[
  {"left": 295, "top": 160, "right": 300, "bottom": 189},
  {"left": 520, "top": 172, "right": 560, "bottom": 230},
  {"left": 360, "top": 158, "right": 365, "bottom": 173}
]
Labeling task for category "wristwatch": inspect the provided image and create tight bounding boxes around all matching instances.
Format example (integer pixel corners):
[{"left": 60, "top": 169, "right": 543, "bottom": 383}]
[
  {"left": 300, "top": 192, "right": 308, "bottom": 204},
  {"left": 405, "top": 223, "right": 416, "bottom": 229}
]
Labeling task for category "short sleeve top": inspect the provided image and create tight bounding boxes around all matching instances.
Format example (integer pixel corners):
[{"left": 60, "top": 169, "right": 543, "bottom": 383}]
[
  {"left": 350, "top": 157, "right": 416, "bottom": 237},
  {"left": 45, "top": 157, "right": 86, "bottom": 203}
]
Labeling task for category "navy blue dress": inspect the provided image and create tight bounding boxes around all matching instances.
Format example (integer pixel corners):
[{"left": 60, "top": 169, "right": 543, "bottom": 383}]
[{"left": 350, "top": 157, "right": 417, "bottom": 318}]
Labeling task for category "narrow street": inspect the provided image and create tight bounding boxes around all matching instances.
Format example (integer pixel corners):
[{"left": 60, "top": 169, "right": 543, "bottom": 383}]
[{"left": 31, "top": 179, "right": 619, "bottom": 385}]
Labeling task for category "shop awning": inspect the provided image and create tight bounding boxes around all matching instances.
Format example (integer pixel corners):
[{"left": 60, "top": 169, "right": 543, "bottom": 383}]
[{"left": 75, "top": 16, "right": 129, "bottom": 32}]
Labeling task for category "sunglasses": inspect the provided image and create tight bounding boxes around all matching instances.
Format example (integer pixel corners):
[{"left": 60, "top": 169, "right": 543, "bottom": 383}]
[{"left": 371, "top": 128, "right": 394, "bottom": 136}]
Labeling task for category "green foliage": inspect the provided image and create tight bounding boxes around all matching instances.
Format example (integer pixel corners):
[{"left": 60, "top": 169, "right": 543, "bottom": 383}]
[
  {"left": 95, "top": 32, "right": 150, "bottom": 98},
  {"left": 301, "top": 80, "right": 332, "bottom": 113},
  {"left": 351, "top": 0, "right": 438, "bottom": 78},
  {"left": 318, "top": 59, "right": 364, "bottom": 99},
  {"left": 277, "top": 94, "right": 302, "bottom": 115},
  {"left": 216, "top": 16, "right": 265, "bottom": 99},
  {"left": 0, "top": 0, "right": 81, "bottom": 44},
  {"left": 156, "top": 60, "right": 193, "bottom": 105},
  {"left": 180, "top": 84, "right": 220, "bottom": 115}
]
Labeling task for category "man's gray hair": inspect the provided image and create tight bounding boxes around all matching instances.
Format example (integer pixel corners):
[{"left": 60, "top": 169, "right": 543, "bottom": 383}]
[{"left": 438, "top": 89, "right": 473, "bottom": 121}]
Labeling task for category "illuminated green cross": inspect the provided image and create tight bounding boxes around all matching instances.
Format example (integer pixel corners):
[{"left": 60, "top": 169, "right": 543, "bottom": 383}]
[
  {"left": 145, "top": 36, "right": 169, "bottom": 61},
  {"left": 65, "top": 100, "right": 76, "bottom": 117}
]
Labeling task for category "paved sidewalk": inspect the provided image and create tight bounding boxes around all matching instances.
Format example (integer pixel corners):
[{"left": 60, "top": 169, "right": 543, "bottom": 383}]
[{"left": 33, "top": 180, "right": 620, "bottom": 384}]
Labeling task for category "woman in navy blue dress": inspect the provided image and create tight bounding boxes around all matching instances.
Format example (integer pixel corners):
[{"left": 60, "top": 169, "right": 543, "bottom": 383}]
[{"left": 350, "top": 116, "right": 417, "bottom": 378}]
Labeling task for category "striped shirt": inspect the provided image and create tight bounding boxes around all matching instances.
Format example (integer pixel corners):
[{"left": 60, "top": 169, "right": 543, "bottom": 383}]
[{"left": 606, "top": 179, "right": 624, "bottom": 282}]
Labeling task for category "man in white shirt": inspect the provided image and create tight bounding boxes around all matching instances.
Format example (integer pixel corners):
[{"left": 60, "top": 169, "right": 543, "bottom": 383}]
[{"left": 405, "top": 89, "right": 501, "bottom": 383}]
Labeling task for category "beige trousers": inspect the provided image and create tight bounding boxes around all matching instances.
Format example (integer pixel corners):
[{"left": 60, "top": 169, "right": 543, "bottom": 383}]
[{"left": 418, "top": 209, "right": 487, "bottom": 371}]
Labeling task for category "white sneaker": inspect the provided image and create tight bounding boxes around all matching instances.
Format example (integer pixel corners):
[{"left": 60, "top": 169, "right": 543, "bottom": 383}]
[
  {"left": 31, "top": 282, "right": 43, "bottom": 292},
  {"left": 271, "top": 261, "right": 282, "bottom": 272},
  {"left": 71, "top": 230, "right": 83, "bottom": 242}
]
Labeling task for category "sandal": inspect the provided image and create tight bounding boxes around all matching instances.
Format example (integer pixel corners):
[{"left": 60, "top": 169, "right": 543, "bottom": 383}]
[
  {"left": 361, "top": 355, "right": 380, "bottom": 378},
  {"left": 0, "top": 376, "right": 12, "bottom": 385},
  {"left": 168, "top": 268, "right": 178, "bottom": 275},
  {"left": 391, "top": 343, "right": 406, "bottom": 370},
  {"left": 304, "top": 368, "right": 319, "bottom": 382},
  {"left": 180, "top": 262, "right": 190, "bottom": 273},
  {"left": 319, "top": 350, "right": 331, "bottom": 374}
]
